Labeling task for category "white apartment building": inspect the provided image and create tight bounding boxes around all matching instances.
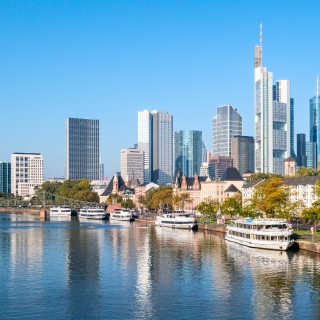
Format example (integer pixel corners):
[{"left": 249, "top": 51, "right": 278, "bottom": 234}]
[
  {"left": 11, "top": 152, "right": 43, "bottom": 197},
  {"left": 120, "top": 148, "right": 144, "bottom": 183}
]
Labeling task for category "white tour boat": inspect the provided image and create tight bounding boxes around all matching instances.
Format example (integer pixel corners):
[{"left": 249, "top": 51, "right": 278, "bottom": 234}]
[
  {"left": 225, "top": 217, "right": 294, "bottom": 251},
  {"left": 49, "top": 207, "right": 72, "bottom": 217},
  {"left": 110, "top": 208, "right": 132, "bottom": 221},
  {"left": 79, "top": 207, "right": 107, "bottom": 220},
  {"left": 155, "top": 210, "right": 197, "bottom": 230}
]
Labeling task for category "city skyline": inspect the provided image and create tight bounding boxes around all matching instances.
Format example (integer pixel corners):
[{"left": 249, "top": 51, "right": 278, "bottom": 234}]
[{"left": 0, "top": 1, "right": 319, "bottom": 178}]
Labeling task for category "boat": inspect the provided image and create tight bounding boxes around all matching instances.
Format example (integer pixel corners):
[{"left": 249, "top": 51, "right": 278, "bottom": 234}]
[
  {"left": 110, "top": 208, "right": 132, "bottom": 221},
  {"left": 49, "top": 207, "right": 72, "bottom": 216},
  {"left": 155, "top": 210, "right": 197, "bottom": 229},
  {"left": 79, "top": 207, "right": 107, "bottom": 220},
  {"left": 225, "top": 217, "right": 294, "bottom": 251}
]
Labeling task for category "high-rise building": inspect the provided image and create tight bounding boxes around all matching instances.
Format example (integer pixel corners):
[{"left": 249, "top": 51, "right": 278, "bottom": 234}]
[
  {"left": 11, "top": 153, "right": 43, "bottom": 196},
  {"left": 202, "top": 141, "right": 207, "bottom": 163},
  {"left": 138, "top": 110, "right": 173, "bottom": 185},
  {"left": 305, "top": 141, "right": 317, "bottom": 169},
  {"left": 174, "top": 131, "right": 202, "bottom": 178},
  {"left": 290, "top": 98, "right": 296, "bottom": 158},
  {"left": 309, "top": 78, "right": 320, "bottom": 161},
  {"left": 212, "top": 105, "right": 242, "bottom": 156},
  {"left": 200, "top": 162, "right": 215, "bottom": 180},
  {"left": 65, "top": 118, "right": 100, "bottom": 181},
  {"left": 254, "top": 26, "right": 291, "bottom": 175},
  {"left": 231, "top": 136, "right": 254, "bottom": 175},
  {"left": 120, "top": 148, "right": 144, "bottom": 183},
  {"left": 208, "top": 155, "right": 232, "bottom": 180},
  {"left": 99, "top": 157, "right": 104, "bottom": 180},
  {"left": 0, "top": 162, "right": 11, "bottom": 194},
  {"left": 296, "top": 134, "right": 307, "bottom": 167}
]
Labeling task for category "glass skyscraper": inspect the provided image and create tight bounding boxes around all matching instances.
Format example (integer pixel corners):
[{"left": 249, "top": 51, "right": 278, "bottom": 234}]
[
  {"left": 65, "top": 118, "right": 100, "bottom": 181},
  {"left": 305, "top": 141, "right": 317, "bottom": 169},
  {"left": 212, "top": 105, "right": 242, "bottom": 157},
  {"left": 310, "top": 94, "right": 320, "bottom": 162},
  {"left": 174, "top": 131, "right": 202, "bottom": 178},
  {"left": 296, "top": 133, "right": 307, "bottom": 167},
  {"left": 0, "top": 162, "right": 11, "bottom": 194}
]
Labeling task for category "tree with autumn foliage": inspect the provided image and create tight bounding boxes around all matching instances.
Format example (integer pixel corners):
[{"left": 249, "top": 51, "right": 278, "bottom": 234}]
[
  {"left": 196, "top": 196, "right": 219, "bottom": 219},
  {"left": 220, "top": 192, "right": 242, "bottom": 217},
  {"left": 173, "top": 192, "right": 193, "bottom": 210}
]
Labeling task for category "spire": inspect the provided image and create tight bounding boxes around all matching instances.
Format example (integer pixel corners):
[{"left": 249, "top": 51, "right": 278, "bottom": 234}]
[
  {"left": 260, "top": 23, "right": 263, "bottom": 65},
  {"left": 317, "top": 76, "right": 319, "bottom": 97}
]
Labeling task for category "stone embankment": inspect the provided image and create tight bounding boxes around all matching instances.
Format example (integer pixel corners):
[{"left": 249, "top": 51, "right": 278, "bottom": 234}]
[
  {"left": 0, "top": 207, "right": 40, "bottom": 215},
  {"left": 197, "top": 223, "right": 227, "bottom": 233},
  {"left": 296, "top": 240, "right": 320, "bottom": 254}
]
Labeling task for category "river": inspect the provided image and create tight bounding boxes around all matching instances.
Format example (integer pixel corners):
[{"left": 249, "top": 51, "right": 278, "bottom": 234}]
[{"left": 0, "top": 212, "right": 319, "bottom": 319}]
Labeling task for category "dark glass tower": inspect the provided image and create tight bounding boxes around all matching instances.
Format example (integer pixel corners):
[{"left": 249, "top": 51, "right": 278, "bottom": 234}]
[
  {"left": 65, "top": 118, "right": 100, "bottom": 181},
  {"left": 310, "top": 95, "right": 320, "bottom": 161},
  {"left": 0, "top": 162, "right": 11, "bottom": 193},
  {"left": 296, "top": 134, "right": 307, "bottom": 167}
]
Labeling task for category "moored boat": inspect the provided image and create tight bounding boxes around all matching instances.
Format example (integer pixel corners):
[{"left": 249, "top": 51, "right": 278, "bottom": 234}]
[
  {"left": 225, "top": 217, "right": 294, "bottom": 251},
  {"left": 155, "top": 210, "right": 197, "bottom": 230},
  {"left": 110, "top": 208, "right": 132, "bottom": 221},
  {"left": 79, "top": 207, "right": 107, "bottom": 220},
  {"left": 49, "top": 207, "right": 72, "bottom": 217}
]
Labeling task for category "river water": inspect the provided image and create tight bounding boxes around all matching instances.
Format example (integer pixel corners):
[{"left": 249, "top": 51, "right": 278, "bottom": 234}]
[{"left": 0, "top": 212, "right": 320, "bottom": 320}]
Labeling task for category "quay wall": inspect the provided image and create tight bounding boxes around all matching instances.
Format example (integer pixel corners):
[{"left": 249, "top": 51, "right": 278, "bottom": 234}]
[
  {"left": 0, "top": 207, "right": 40, "bottom": 215},
  {"left": 197, "top": 223, "right": 227, "bottom": 233},
  {"left": 297, "top": 240, "right": 320, "bottom": 254}
]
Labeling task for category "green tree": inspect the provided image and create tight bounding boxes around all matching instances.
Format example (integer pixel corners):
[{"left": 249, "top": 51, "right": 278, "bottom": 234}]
[
  {"left": 246, "top": 172, "right": 283, "bottom": 182},
  {"left": 173, "top": 192, "right": 193, "bottom": 210},
  {"left": 121, "top": 198, "right": 134, "bottom": 209},
  {"left": 107, "top": 194, "right": 123, "bottom": 204},
  {"left": 151, "top": 186, "right": 173, "bottom": 210},
  {"left": 220, "top": 193, "right": 242, "bottom": 217},
  {"left": 36, "top": 181, "right": 63, "bottom": 196},
  {"left": 295, "top": 166, "right": 320, "bottom": 177},
  {"left": 196, "top": 197, "right": 219, "bottom": 219},
  {"left": 248, "top": 177, "right": 293, "bottom": 218}
]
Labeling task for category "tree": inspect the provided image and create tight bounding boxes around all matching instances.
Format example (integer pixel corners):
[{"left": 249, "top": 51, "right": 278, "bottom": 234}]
[
  {"left": 36, "top": 181, "right": 62, "bottom": 196},
  {"left": 196, "top": 197, "right": 219, "bottom": 219},
  {"left": 246, "top": 172, "right": 283, "bottom": 182},
  {"left": 173, "top": 192, "right": 193, "bottom": 210},
  {"left": 220, "top": 193, "right": 242, "bottom": 217},
  {"left": 248, "top": 177, "right": 294, "bottom": 218},
  {"left": 107, "top": 194, "right": 122, "bottom": 204},
  {"left": 295, "top": 166, "right": 320, "bottom": 177},
  {"left": 121, "top": 198, "right": 134, "bottom": 209},
  {"left": 150, "top": 186, "right": 173, "bottom": 210}
]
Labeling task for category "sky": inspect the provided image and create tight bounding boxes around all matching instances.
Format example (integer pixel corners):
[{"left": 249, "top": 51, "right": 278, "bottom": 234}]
[{"left": 0, "top": 0, "right": 319, "bottom": 180}]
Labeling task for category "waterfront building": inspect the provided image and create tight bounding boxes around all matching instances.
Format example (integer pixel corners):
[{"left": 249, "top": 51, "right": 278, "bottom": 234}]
[
  {"left": 208, "top": 155, "right": 232, "bottom": 180},
  {"left": 212, "top": 105, "right": 242, "bottom": 156},
  {"left": 174, "top": 130, "right": 202, "bottom": 178},
  {"left": 65, "top": 118, "right": 100, "bottom": 181},
  {"left": 0, "top": 162, "right": 11, "bottom": 194},
  {"left": 231, "top": 136, "right": 254, "bottom": 175},
  {"left": 91, "top": 180, "right": 109, "bottom": 196},
  {"left": 138, "top": 110, "right": 173, "bottom": 185},
  {"left": 310, "top": 78, "right": 320, "bottom": 161},
  {"left": 296, "top": 134, "right": 307, "bottom": 167},
  {"left": 120, "top": 148, "right": 144, "bottom": 183},
  {"left": 11, "top": 152, "right": 43, "bottom": 197},
  {"left": 254, "top": 28, "right": 291, "bottom": 175},
  {"left": 305, "top": 141, "right": 317, "bottom": 169}
]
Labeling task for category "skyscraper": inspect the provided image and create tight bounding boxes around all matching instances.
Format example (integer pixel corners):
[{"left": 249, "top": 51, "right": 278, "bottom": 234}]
[
  {"left": 174, "top": 131, "right": 202, "bottom": 178},
  {"left": 254, "top": 26, "right": 291, "bottom": 175},
  {"left": 120, "top": 148, "right": 144, "bottom": 183},
  {"left": 305, "top": 142, "right": 317, "bottom": 169},
  {"left": 296, "top": 133, "right": 307, "bottom": 167},
  {"left": 138, "top": 110, "right": 173, "bottom": 185},
  {"left": 0, "top": 162, "right": 11, "bottom": 194},
  {"left": 309, "top": 77, "right": 320, "bottom": 161},
  {"left": 212, "top": 105, "right": 242, "bottom": 156},
  {"left": 11, "top": 153, "right": 43, "bottom": 196},
  {"left": 231, "top": 136, "right": 254, "bottom": 175},
  {"left": 65, "top": 118, "right": 100, "bottom": 181}
]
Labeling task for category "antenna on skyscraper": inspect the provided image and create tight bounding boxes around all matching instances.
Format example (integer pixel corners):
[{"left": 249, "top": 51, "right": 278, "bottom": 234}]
[
  {"left": 260, "top": 23, "right": 263, "bottom": 64},
  {"left": 317, "top": 76, "right": 319, "bottom": 97}
]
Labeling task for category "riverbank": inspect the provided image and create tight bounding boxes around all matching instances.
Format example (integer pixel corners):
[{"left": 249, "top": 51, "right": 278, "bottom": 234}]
[{"left": 0, "top": 207, "right": 40, "bottom": 214}]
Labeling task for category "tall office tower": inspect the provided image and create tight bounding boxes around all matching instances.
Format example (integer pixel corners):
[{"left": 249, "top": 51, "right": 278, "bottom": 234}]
[
  {"left": 296, "top": 134, "right": 307, "bottom": 167},
  {"left": 120, "top": 148, "right": 144, "bottom": 183},
  {"left": 290, "top": 98, "right": 296, "bottom": 158},
  {"left": 200, "top": 162, "right": 215, "bottom": 180},
  {"left": 231, "top": 136, "right": 254, "bottom": 175},
  {"left": 138, "top": 110, "right": 173, "bottom": 185},
  {"left": 138, "top": 110, "right": 153, "bottom": 183},
  {"left": 305, "top": 142, "right": 317, "bottom": 169},
  {"left": 208, "top": 155, "right": 232, "bottom": 180},
  {"left": 99, "top": 157, "right": 104, "bottom": 180},
  {"left": 0, "top": 162, "right": 11, "bottom": 193},
  {"left": 174, "top": 131, "right": 202, "bottom": 178},
  {"left": 202, "top": 141, "right": 207, "bottom": 163},
  {"left": 254, "top": 26, "right": 291, "bottom": 175},
  {"left": 11, "top": 153, "right": 43, "bottom": 196},
  {"left": 212, "top": 105, "right": 242, "bottom": 156},
  {"left": 310, "top": 77, "right": 320, "bottom": 161},
  {"left": 65, "top": 118, "right": 100, "bottom": 181}
]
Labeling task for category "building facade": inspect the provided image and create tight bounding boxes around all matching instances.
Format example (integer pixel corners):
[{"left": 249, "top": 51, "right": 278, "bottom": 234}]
[
  {"left": 310, "top": 86, "right": 320, "bottom": 162},
  {"left": 231, "top": 136, "right": 254, "bottom": 175},
  {"left": 138, "top": 110, "right": 173, "bottom": 185},
  {"left": 11, "top": 153, "right": 43, "bottom": 196},
  {"left": 0, "top": 162, "right": 11, "bottom": 194},
  {"left": 305, "top": 141, "right": 317, "bottom": 169},
  {"left": 174, "top": 130, "right": 202, "bottom": 178},
  {"left": 65, "top": 118, "right": 100, "bottom": 181},
  {"left": 296, "top": 133, "right": 307, "bottom": 167},
  {"left": 120, "top": 148, "right": 144, "bottom": 183},
  {"left": 208, "top": 155, "right": 232, "bottom": 180},
  {"left": 212, "top": 105, "right": 242, "bottom": 157}
]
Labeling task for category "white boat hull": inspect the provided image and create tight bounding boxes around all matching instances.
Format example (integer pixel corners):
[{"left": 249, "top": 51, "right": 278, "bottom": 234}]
[
  {"left": 110, "top": 216, "right": 131, "bottom": 221},
  {"left": 79, "top": 214, "right": 107, "bottom": 220},
  {"left": 225, "top": 234, "right": 294, "bottom": 251}
]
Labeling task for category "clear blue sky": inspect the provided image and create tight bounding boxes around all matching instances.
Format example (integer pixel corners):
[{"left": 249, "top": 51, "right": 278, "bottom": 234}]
[{"left": 0, "top": 0, "right": 319, "bottom": 179}]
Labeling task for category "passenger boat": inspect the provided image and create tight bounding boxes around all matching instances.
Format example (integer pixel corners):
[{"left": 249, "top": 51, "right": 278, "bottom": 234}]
[
  {"left": 49, "top": 207, "right": 72, "bottom": 216},
  {"left": 225, "top": 217, "right": 294, "bottom": 251},
  {"left": 79, "top": 207, "right": 107, "bottom": 220},
  {"left": 155, "top": 210, "right": 197, "bottom": 230},
  {"left": 110, "top": 208, "right": 132, "bottom": 221}
]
